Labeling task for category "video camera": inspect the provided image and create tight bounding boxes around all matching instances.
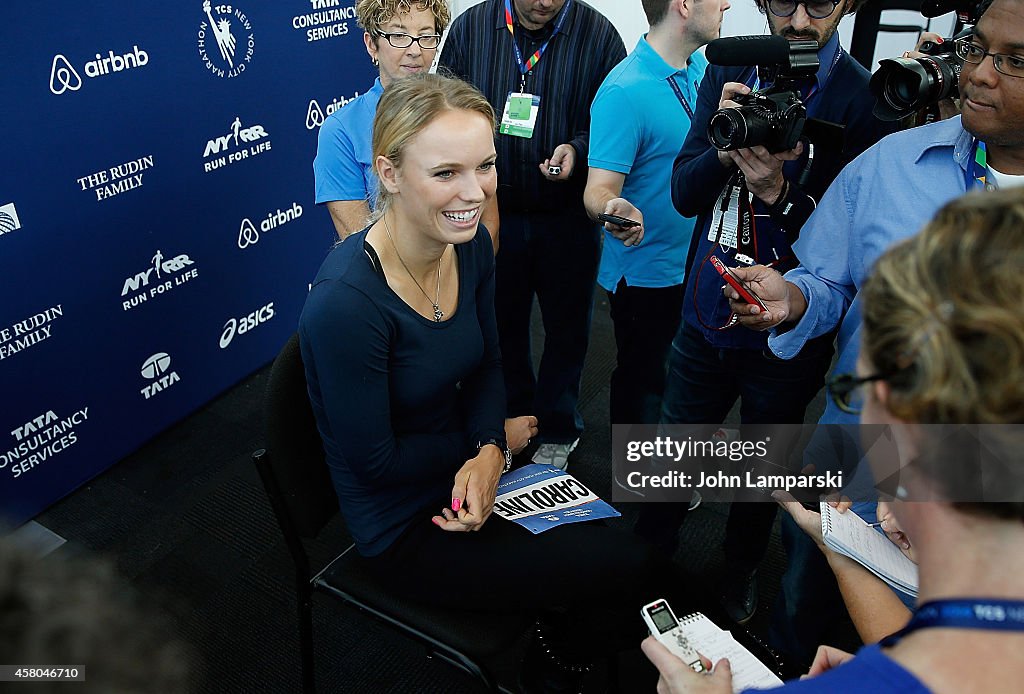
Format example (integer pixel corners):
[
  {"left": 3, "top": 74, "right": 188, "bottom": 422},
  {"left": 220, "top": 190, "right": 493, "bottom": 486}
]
[
  {"left": 705, "top": 36, "right": 821, "bottom": 153},
  {"left": 869, "top": 1, "right": 984, "bottom": 121}
]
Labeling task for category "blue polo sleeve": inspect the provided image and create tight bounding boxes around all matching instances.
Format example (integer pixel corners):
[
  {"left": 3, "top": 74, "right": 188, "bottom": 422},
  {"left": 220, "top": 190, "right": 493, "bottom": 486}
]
[
  {"left": 314, "top": 112, "right": 370, "bottom": 204},
  {"left": 588, "top": 81, "right": 638, "bottom": 175}
]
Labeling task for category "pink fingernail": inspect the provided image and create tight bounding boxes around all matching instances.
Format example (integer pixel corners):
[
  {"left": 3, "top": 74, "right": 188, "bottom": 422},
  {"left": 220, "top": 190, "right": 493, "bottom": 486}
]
[
  {"left": 452, "top": 498, "right": 461, "bottom": 512},
  {"left": 432, "top": 518, "right": 442, "bottom": 526}
]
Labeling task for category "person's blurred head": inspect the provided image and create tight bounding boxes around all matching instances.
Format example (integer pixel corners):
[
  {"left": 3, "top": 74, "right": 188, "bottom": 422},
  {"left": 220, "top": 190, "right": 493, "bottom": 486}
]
[
  {"left": 356, "top": 0, "right": 451, "bottom": 88},
  {"left": 0, "top": 539, "right": 191, "bottom": 693},
  {"left": 372, "top": 73, "right": 497, "bottom": 246},
  {"left": 512, "top": 0, "right": 567, "bottom": 30},
  {"left": 958, "top": 0, "right": 1024, "bottom": 165},
  {"left": 752, "top": 0, "right": 861, "bottom": 48},
  {"left": 860, "top": 188, "right": 1024, "bottom": 522}
]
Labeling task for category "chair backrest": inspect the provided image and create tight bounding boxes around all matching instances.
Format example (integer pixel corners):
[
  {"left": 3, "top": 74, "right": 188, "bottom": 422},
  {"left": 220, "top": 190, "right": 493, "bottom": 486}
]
[{"left": 263, "top": 333, "right": 339, "bottom": 538}]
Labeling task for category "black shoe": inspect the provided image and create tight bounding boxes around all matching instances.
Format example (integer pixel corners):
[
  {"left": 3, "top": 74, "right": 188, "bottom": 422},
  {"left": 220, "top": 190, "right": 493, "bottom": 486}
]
[{"left": 720, "top": 570, "right": 758, "bottom": 625}]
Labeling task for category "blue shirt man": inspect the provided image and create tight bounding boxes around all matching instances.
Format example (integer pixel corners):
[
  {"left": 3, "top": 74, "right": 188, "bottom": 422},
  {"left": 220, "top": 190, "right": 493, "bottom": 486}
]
[
  {"left": 584, "top": 0, "right": 724, "bottom": 432},
  {"left": 724, "top": 0, "right": 1024, "bottom": 660}
]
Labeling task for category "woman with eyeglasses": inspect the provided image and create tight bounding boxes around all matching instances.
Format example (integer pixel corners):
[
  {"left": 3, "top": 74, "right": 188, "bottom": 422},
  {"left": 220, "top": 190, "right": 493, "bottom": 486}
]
[
  {"left": 314, "top": 1, "right": 499, "bottom": 244},
  {"left": 643, "top": 189, "right": 1024, "bottom": 692}
]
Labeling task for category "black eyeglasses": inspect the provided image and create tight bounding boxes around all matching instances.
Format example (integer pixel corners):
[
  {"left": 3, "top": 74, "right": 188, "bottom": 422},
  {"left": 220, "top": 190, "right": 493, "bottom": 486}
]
[
  {"left": 955, "top": 38, "right": 1024, "bottom": 79},
  {"left": 768, "top": 0, "right": 842, "bottom": 19},
  {"left": 827, "top": 371, "right": 892, "bottom": 415},
  {"left": 375, "top": 31, "right": 442, "bottom": 50}
]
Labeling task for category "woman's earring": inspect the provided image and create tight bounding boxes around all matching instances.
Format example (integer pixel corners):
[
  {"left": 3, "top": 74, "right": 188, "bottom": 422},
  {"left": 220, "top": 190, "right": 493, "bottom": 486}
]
[{"left": 372, "top": 57, "right": 379, "bottom": 66}]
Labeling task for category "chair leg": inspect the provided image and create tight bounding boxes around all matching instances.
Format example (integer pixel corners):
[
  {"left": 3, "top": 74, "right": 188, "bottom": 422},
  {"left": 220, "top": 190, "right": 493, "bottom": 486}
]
[{"left": 298, "top": 581, "right": 316, "bottom": 694}]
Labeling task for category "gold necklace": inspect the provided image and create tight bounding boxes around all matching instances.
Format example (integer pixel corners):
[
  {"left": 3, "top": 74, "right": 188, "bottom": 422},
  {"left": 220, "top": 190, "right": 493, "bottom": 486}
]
[{"left": 383, "top": 215, "right": 445, "bottom": 322}]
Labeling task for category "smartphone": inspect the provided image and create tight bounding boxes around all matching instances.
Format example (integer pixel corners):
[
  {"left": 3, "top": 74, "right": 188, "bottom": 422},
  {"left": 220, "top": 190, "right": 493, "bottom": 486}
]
[
  {"left": 641, "top": 599, "right": 705, "bottom": 673},
  {"left": 710, "top": 255, "right": 767, "bottom": 311},
  {"left": 597, "top": 213, "right": 641, "bottom": 229}
]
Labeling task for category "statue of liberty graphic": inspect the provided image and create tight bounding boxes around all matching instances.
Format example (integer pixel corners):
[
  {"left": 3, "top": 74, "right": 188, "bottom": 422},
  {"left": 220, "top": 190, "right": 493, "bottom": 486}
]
[{"left": 203, "top": 1, "right": 237, "bottom": 68}]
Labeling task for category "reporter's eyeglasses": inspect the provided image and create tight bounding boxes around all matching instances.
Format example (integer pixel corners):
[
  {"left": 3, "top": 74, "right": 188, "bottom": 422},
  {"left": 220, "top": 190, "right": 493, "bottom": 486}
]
[
  {"left": 826, "top": 371, "right": 892, "bottom": 415},
  {"left": 767, "top": 0, "right": 842, "bottom": 19},
  {"left": 375, "top": 32, "right": 442, "bottom": 50},
  {"left": 955, "top": 39, "right": 1024, "bottom": 79}
]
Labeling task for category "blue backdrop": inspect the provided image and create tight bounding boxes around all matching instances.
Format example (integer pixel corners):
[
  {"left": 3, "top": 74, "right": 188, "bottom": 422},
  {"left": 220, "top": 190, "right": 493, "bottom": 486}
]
[{"left": 0, "top": 1, "right": 375, "bottom": 525}]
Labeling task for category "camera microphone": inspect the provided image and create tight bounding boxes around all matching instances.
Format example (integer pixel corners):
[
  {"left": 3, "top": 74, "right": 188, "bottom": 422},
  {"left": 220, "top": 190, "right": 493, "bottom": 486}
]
[{"left": 706, "top": 35, "right": 791, "bottom": 66}]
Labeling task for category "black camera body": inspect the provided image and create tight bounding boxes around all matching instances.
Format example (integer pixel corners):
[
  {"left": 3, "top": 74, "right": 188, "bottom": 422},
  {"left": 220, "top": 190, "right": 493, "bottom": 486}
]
[
  {"left": 869, "top": 34, "right": 966, "bottom": 121},
  {"left": 706, "top": 38, "right": 819, "bottom": 153},
  {"left": 869, "top": 0, "right": 983, "bottom": 121},
  {"left": 709, "top": 88, "right": 808, "bottom": 153}
]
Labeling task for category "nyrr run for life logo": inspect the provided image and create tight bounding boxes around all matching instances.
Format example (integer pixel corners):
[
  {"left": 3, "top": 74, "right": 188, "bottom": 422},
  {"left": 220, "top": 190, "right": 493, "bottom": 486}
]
[
  {"left": 203, "top": 116, "right": 271, "bottom": 173},
  {"left": 198, "top": 1, "right": 254, "bottom": 79}
]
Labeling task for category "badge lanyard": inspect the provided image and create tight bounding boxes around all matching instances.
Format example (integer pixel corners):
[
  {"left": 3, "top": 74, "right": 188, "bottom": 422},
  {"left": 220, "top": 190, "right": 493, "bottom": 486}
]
[
  {"left": 666, "top": 76, "right": 695, "bottom": 122},
  {"left": 966, "top": 139, "right": 996, "bottom": 191},
  {"left": 504, "top": 0, "right": 572, "bottom": 94},
  {"left": 881, "top": 599, "right": 1024, "bottom": 647}
]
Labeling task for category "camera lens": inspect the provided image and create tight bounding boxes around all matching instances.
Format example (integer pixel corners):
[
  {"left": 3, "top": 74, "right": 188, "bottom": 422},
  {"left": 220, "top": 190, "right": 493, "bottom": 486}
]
[
  {"left": 870, "top": 54, "right": 962, "bottom": 121},
  {"left": 708, "top": 110, "right": 747, "bottom": 151}
]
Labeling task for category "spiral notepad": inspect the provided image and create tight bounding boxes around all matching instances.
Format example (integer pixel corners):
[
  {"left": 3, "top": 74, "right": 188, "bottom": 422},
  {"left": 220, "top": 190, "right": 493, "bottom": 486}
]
[
  {"left": 820, "top": 502, "right": 918, "bottom": 597},
  {"left": 674, "top": 613, "right": 782, "bottom": 692}
]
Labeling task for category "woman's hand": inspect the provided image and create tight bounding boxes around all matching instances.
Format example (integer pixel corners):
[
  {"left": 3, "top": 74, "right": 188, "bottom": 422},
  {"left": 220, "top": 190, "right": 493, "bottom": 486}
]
[
  {"left": 505, "top": 416, "right": 539, "bottom": 455},
  {"left": 773, "top": 490, "right": 852, "bottom": 555},
  {"left": 877, "top": 501, "right": 916, "bottom": 562},
  {"left": 805, "top": 645, "right": 855, "bottom": 678},
  {"left": 641, "top": 637, "right": 733, "bottom": 694},
  {"left": 431, "top": 445, "right": 504, "bottom": 532}
]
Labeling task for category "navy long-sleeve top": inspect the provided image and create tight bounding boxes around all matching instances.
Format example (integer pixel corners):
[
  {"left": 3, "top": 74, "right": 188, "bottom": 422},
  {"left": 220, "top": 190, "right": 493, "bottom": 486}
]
[
  {"left": 672, "top": 35, "right": 899, "bottom": 350},
  {"left": 299, "top": 228, "right": 506, "bottom": 556}
]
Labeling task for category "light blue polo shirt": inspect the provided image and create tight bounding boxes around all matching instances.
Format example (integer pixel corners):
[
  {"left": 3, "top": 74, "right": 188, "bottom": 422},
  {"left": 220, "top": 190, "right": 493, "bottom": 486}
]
[
  {"left": 313, "top": 78, "right": 384, "bottom": 205},
  {"left": 589, "top": 36, "right": 706, "bottom": 291}
]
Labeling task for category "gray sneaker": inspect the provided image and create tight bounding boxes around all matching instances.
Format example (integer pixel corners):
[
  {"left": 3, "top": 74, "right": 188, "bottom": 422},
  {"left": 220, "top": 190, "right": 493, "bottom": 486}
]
[{"left": 531, "top": 438, "right": 580, "bottom": 471}]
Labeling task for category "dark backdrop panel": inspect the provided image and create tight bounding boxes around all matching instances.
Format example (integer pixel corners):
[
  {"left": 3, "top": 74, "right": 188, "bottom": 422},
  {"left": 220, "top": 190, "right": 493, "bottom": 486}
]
[{"left": 0, "top": 1, "right": 374, "bottom": 524}]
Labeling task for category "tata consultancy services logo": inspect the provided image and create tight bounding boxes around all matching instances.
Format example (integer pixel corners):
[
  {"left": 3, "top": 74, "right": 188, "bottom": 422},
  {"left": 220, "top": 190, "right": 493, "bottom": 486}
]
[
  {"left": 198, "top": 1, "right": 255, "bottom": 79},
  {"left": 0, "top": 203, "right": 22, "bottom": 237},
  {"left": 49, "top": 47, "right": 149, "bottom": 96},
  {"left": 140, "top": 352, "right": 181, "bottom": 400}
]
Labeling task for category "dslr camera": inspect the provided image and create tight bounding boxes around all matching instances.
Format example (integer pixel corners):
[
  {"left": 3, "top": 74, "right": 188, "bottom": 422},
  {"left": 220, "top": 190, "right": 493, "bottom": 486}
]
[
  {"left": 707, "top": 38, "right": 819, "bottom": 153},
  {"left": 869, "top": 0, "right": 982, "bottom": 121}
]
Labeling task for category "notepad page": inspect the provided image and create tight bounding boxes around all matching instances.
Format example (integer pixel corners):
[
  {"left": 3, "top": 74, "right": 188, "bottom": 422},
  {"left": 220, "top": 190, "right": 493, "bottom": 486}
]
[
  {"left": 820, "top": 502, "right": 919, "bottom": 595},
  {"left": 679, "top": 613, "right": 783, "bottom": 692}
]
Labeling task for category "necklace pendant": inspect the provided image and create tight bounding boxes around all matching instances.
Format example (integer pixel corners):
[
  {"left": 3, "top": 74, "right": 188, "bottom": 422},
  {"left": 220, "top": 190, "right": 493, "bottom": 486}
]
[{"left": 432, "top": 305, "right": 444, "bottom": 322}]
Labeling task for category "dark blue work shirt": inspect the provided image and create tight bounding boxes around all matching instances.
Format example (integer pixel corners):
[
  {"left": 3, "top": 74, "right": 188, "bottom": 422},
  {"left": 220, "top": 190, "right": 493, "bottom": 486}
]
[{"left": 673, "top": 33, "right": 899, "bottom": 350}]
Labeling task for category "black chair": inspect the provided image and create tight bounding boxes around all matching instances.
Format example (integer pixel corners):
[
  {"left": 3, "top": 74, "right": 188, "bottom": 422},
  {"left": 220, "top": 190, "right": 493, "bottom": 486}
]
[{"left": 252, "top": 333, "right": 533, "bottom": 692}]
